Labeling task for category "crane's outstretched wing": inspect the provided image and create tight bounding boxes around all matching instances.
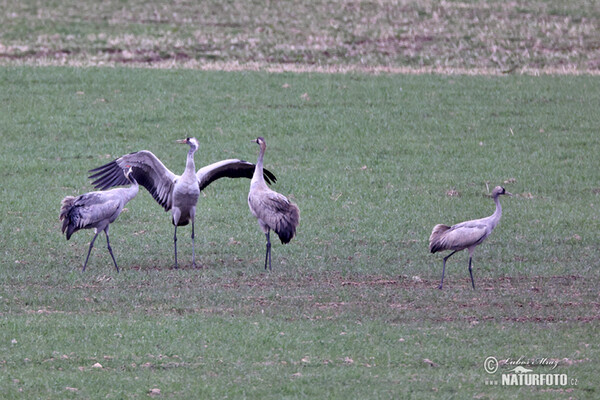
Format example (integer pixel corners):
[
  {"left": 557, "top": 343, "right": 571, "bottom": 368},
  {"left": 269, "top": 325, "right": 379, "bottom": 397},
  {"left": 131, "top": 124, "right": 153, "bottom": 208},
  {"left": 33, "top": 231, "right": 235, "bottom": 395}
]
[
  {"left": 196, "top": 159, "right": 277, "bottom": 191},
  {"left": 89, "top": 150, "right": 177, "bottom": 211}
]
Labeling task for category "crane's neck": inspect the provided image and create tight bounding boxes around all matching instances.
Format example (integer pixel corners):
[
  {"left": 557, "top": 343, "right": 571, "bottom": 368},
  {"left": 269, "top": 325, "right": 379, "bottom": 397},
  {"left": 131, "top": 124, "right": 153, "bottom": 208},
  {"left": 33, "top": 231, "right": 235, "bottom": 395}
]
[
  {"left": 251, "top": 143, "right": 266, "bottom": 188},
  {"left": 183, "top": 147, "right": 197, "bottom": 177},
  {"left": 488, "top": 194, "right": 503, "bottom": 229},
  {"left": 122, "top": 178, "right": 139, "bottom": 204}
]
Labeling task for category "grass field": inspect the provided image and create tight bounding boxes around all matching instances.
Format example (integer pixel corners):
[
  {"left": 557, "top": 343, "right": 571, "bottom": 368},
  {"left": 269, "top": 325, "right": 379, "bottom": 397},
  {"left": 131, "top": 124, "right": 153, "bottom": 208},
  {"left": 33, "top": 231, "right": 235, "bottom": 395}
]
[
  {"left": 0, "top": 66, "right": 598, "bottom": 398},
  {"left": 1, "top": 0, "right": 599, "bottom": 398}
]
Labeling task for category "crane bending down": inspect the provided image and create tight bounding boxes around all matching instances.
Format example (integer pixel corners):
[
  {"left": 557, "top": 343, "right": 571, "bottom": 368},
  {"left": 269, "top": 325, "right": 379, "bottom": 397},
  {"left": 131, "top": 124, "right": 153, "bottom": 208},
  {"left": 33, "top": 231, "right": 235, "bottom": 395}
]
[
  {"left": 60, "top": 166, "right": 139, "bottom": 272},
  {"left": 248, "top": 137, "right": 300, "bottom": 270},
  {"left": 88, "top": 137, "right": 277, "bottom": 268},
  {"left": 429, "top": 186, "right": 511, "bottom": 289}
]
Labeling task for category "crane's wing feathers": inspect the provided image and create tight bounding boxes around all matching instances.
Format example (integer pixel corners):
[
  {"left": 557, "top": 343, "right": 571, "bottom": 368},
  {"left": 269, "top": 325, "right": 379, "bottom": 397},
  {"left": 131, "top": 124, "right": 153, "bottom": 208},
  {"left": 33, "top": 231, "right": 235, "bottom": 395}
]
[
  {"left": 89, "top": 150, "right": 176, "bottom": 211},
  {"left": 90, "top": 152, "right": 277, "bottom": 211},
  {"left": 196, "top": 159, "right": 277, "bottom": 191},
  {"left": 74, "top": 192, "right": 109, "bottom": 207},
  {"left": 61, "top": 194, "right": 120, "bottom": 239},
  {"left": 77, "top": 198, "right": 121, "bottom": 228},
  {"left": 440, "top": 223, "right": 488, "bottom": 251},
  {"left": 88, "top": 162, "right": 129, "bottom": 188},
  {"left": 249, "top": 189, "right": 300, "bottom": 244}
]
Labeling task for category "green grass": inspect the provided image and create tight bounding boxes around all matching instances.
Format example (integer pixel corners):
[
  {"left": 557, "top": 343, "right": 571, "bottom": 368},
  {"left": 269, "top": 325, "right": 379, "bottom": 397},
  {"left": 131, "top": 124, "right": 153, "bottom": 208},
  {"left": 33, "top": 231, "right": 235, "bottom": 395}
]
[{"left": 1, "top": 66, "right": 599, "bottom": 398}]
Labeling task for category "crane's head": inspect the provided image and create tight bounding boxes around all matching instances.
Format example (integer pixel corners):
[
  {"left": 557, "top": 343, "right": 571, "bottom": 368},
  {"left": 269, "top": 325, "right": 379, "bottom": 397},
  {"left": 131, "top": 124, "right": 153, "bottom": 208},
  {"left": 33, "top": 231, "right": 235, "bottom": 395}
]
[
  {"left": 176, "top": 137, "right": 199, "bottom": 152},
  {"left": 252, "top": 137, "right": 266, "bottom": 151},
  {"left": 492, "top": 186, "right": 512, "bottom": 197},
  {"left": 123, "top": 165, "right": 137, "bottom": 184}
]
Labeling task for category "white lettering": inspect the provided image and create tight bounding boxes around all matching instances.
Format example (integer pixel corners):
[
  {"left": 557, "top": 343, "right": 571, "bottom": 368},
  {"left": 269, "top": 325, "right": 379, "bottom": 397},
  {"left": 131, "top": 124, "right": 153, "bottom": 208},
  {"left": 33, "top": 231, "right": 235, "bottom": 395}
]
[
  {"left": 559, "top": 374, "right": 567, "bottom": 385},
  {"left": 541, "top": 374, "right": 549, "bottom": 385},
  {"left": 502, "top": 374, "right": 517, "bottom": 385},
  {"left": 501, "top": 373, "right": 569, "bottom": 386}
]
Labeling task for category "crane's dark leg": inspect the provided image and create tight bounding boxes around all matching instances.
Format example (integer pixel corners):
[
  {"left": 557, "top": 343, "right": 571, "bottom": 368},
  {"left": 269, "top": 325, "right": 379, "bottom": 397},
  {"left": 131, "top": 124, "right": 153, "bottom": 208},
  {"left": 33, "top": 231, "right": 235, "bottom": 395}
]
[
  {"left": 439, "top": 250, "right": 458, "bottom": 289},
  {"left": 468, "top": 256, "right": 475, "bottom": 289},
  {"left": 173, "top": 226, "right": 178, "bottom": 269},
  {"left": 191, "top": 219, "right": 196, "bottom": 268},
  {"left": 82, "top": 232, "right": 100, "bottom": 272},
  {"left": 105, "top": 230, "right": 119, "bottom": 273},
  {"left": 265, "top": 230, "right": 272, "bottom": 271}
]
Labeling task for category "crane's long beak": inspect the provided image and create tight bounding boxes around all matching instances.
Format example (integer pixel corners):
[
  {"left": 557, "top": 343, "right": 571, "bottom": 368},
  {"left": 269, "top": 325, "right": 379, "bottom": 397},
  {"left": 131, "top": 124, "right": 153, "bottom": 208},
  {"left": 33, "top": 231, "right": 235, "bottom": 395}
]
[
  {"left": 505, "top": 191, "right": 513, "bottom": 196},
  {"left": 176, "top": 139, "right": 188, "bottom": 144}
]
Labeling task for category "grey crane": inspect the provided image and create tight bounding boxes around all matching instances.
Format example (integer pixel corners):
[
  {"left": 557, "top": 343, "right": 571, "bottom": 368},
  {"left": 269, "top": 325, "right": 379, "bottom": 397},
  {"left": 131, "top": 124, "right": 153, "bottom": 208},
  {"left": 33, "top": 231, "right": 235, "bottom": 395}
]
[
  {"left": 248, "top": 137, "right": 300, "bottom": 270},
  {"left": 60, "top": 166, "right": 139, "bottom": 272},
  {"left": 88, "top": 137, "right": 277, "bottom": 268},
  {"left": 429, "top": 186, "right": 511, "bottom": 289}
]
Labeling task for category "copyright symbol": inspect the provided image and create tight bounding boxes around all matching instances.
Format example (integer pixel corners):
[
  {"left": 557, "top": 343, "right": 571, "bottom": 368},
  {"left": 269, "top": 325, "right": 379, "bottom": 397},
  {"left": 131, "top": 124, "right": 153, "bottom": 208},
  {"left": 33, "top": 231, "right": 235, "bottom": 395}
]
[{"left": 484, "top": 356, "right": 498, "bottom": 374}]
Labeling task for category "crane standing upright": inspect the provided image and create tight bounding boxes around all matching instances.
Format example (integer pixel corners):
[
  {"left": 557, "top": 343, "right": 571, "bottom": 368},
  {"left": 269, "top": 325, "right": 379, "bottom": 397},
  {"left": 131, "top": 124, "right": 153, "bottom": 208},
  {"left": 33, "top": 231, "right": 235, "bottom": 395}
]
[{"left": 248, "top": 137, "right": 300, "bottom": 270}]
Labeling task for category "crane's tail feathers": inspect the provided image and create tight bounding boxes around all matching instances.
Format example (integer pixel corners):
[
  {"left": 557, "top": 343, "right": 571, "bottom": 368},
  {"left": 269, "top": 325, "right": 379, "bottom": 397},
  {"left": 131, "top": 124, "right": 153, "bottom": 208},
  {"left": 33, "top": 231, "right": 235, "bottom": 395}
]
[
  {"left": 59, "top": 196, "right": 77, "bottom": 240},
  {"left": 65, "top": 225, "right": 77, "bottom": 240},
  {"left": 274, "top": 202, "right": 300, "bottom": 244},
  {"left": 429, "top": 224, "right": 451, "bottom": 253}
]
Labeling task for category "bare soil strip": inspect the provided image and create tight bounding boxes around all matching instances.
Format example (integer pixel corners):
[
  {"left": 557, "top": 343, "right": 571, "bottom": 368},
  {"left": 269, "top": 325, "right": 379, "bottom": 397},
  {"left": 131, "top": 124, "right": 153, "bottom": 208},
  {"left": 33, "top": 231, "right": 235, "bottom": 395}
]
[{"left": 3, "top": 57, "right": 600, "bottom": 75}]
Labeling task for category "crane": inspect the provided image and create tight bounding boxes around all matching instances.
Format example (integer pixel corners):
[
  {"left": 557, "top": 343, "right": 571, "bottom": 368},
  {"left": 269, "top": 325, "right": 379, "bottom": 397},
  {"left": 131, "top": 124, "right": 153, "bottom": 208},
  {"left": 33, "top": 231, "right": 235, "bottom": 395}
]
[
  {"left": 429, "top": 186, "right": 511, "bottom": 289},
  {"left": 60, "top": 166, "right": 139, "bottom": 272},
  {"left": 248, "top": 137, "right": 300, "bottom": 270},
  {"left": 88, "top": 137, "right": 277, "bottom": 268}
]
